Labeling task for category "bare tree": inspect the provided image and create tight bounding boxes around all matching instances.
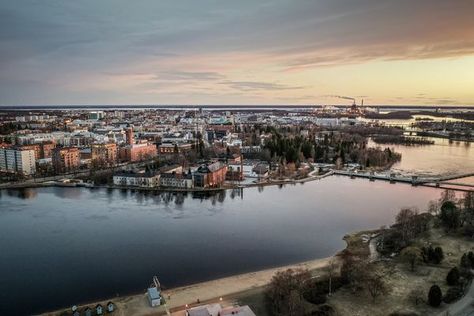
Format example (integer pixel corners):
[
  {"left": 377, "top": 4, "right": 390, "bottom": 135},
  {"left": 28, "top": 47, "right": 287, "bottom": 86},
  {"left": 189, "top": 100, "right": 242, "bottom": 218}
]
[
  {"left": 401, "top": 246, "right": 423, "bottom": 271},
  {"left": 326, "top": 258, "right": 338, "bottom": 296},
  {"left": 396, "top": 207, "right": 419, "bottom": 244},
  {"left": 366, "top": 271, "right": 390, "bottom": 302},
  {"left": 427, "top": 200, "right": 439, "bottom": 216},
  {"left": 439, "top": 189, "right": 456, "bottom": 204},
  {"left": 266, "top": 268, "right": 311, "bottom": 316}
]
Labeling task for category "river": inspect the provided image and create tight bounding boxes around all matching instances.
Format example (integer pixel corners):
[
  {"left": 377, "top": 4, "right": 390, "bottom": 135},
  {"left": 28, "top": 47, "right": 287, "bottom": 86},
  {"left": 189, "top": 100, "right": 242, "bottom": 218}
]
[{"left": 1, "top": 136, "right": 473, "bottom": 315}]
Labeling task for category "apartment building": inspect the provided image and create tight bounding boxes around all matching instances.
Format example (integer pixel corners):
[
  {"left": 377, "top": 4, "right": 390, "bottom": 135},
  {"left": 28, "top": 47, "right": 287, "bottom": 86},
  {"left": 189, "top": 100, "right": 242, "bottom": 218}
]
[{"left": 0, "top": 148, "right": 36, "bottom": 175}]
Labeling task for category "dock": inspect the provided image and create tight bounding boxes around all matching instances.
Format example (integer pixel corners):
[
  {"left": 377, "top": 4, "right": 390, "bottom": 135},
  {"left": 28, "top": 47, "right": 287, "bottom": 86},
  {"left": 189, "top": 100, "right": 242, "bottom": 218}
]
[{"left": 333, "top": 170, "right": 474, "bottom": 191}]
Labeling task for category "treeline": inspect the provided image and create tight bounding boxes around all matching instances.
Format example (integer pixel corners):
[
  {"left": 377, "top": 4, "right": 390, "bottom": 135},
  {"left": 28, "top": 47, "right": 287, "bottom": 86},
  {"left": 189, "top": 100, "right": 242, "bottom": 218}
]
[
  {"left": 372, "top": 135, "right": 435, "bottom": 146},
  {"left": 264, "top": 130, "right": 401, "bottom": 169}
]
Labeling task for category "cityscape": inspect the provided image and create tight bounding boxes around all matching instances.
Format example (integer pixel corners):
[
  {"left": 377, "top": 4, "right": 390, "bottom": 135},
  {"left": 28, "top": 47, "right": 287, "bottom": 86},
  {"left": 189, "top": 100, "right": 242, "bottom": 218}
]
[{"left": 1, "top": 1, "right": 474, "bottom": 316}]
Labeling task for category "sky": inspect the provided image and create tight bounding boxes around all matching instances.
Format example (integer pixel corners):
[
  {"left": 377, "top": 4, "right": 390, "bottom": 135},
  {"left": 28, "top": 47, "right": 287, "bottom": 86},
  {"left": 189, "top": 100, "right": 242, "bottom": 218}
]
[{"left": 1, "top": 0, "right": 474, "bottom": 106}]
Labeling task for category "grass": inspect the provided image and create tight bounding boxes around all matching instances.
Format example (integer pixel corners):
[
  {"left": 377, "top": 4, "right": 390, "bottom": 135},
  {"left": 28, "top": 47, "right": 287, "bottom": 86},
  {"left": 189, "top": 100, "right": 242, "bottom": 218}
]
[{"left": 328, "top": 227, "right": 474, "bottom": 316}]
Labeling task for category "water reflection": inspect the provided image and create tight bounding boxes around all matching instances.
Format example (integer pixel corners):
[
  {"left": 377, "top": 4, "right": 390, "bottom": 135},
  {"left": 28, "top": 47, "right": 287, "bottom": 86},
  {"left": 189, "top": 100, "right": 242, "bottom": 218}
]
[
  {"left": 5, "top": 188, "right": 37, "bottom": 199},
  {"left": 368, "top": 137, "right": 474, "bottom": 175},
  {"left": 0, "top": 178, "right": 448, "bottom": 316}
]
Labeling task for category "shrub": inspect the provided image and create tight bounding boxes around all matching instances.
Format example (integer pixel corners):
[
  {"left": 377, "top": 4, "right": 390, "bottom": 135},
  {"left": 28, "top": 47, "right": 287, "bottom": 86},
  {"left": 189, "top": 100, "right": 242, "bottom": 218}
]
[
  {"left": 468, "top": 252, "right": 474, "bottom": 267},
  {"left": 428, "top": 285, "right": 443, "bottom": 307},
  {"left": 303, "top": 288, "right": 327, "bottom": 305},
  {"left": 462, "top": 224, "right": 474, "bottom": 238},
  {"left": 378, "top": 229, "right": 405, "bottom": 255},
  {"left": 433, "top": 247, "right": 444, "bottom": 264},
  {"left": 443, "top": 287, "right": 463, "bottom": 304},
  {"left": 303, "top": 277, "right": 344, "bottom": 304},
  {"left": 439, "top": 201, "right": 460, "bottom": 231},
  {"left": 310, "top": 304, "right": 335, "bottom": 316},
  {"left": 447, "top": 267, "right": 460, "bottom": 286},
  {"left": 460, "top": 254, "right": 472, "bottom": 270},
  {"left": 421, "top": 245, "right": 444, "bottom": 264}
]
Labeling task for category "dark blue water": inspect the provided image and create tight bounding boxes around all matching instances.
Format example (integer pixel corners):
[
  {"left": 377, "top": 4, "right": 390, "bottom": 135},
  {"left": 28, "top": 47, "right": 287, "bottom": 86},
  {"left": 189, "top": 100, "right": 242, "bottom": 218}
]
[{"left": 0, "top": 177, "right": 443, "bottom": 315}]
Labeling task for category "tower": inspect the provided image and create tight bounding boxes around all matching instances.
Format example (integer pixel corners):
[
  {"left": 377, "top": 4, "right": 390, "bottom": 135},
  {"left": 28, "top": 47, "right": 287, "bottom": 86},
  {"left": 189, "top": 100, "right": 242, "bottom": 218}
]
[{"left": 126, "top": 128, "right": 134, "bottom": 146}]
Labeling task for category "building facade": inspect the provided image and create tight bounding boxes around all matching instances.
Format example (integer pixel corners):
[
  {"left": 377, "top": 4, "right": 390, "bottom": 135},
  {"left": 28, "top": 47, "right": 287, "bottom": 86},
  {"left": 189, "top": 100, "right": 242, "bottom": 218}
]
[
  {"left": 52, "top": 147, "right": 80, "bottom": 173},
  {"left": 91, "top": 143, "right": 117, "bottom": 165},
  {"left": 159, "top": 172, "right": 193, "bottom": 188},
  {"left": 113, "top": 171, "right": 160, "bottom": 187},
  {"left": 119, "top": 143, "right": 158, "bottom": 162},
  {"left": 158, "top": 143, "right": 193, "bottom": 155},
  {"left": 0, "top": 148, "right": 36, "bottom": 175},
  {"left": 193, "top": 161, "right": 228, "bottom": 188}
]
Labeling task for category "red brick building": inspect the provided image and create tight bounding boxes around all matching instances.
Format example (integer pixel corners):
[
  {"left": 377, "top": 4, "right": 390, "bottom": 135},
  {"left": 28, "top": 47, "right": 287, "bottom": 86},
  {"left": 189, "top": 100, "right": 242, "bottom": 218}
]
[
  {"left": 193, "top": 161, "right": 228, "bottom": 188},
  {"left": 52, "top": 147, "right": 80, "bottom": 173},
  {"left": 119, "top": 143, "right": 157, "bottom": 162}
]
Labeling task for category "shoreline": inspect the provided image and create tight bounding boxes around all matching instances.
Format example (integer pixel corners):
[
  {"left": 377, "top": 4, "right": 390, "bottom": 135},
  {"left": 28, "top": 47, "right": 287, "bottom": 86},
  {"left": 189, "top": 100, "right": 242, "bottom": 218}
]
[
  {"left": 0, "top": 169, "right": 333, "bottom": 191},
  {"left": 42, "top": 254, "right": 343, "bottom": 316}
]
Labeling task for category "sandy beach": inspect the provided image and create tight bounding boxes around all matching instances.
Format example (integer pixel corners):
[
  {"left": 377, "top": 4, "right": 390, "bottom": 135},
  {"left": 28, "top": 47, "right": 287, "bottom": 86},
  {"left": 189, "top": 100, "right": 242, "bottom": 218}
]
[{"left": 42, "top": 255, "right": 340, "bottom": 316}]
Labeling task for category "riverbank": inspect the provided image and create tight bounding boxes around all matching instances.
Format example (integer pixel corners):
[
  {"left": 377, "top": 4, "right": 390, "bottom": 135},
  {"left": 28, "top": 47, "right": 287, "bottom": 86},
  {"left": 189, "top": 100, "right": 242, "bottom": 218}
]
[
  {"left": 41, "top": 228, "right": 378, "bottom": 316},
  {"left": 42, "top": 256, "right": 341, "bottom": 316},
  {"left": 0, "top": 169, "right": 333, "bottom": 192}
]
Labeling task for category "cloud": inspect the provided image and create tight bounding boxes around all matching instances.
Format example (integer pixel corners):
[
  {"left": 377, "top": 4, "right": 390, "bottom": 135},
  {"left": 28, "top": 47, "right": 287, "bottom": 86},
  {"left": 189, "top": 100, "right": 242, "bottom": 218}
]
[
  {"left": 156, "top": 71, "right": 226, "bottom": 81},
  {"left": 1, "top": 0, "right": 474, "bottom": 105},
  {"left": 220, "top": 80, "right": 305, "bottom": 91}
]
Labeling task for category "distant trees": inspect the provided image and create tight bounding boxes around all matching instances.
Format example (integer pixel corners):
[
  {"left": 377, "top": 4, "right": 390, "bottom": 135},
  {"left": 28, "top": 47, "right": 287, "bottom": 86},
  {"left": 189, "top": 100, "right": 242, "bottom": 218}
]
[
  {"left": 263, "top": 129, "right": 401, "bottom": 168},
  {"left": 428, "top": 285, "right": 443, "bottom": 307}
]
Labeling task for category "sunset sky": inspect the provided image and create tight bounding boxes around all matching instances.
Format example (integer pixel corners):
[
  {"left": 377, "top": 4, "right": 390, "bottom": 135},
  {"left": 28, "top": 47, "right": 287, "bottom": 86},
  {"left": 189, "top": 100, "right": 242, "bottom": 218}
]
[{"left": 1, "top": 0, "right": 474, "bottom": 106}]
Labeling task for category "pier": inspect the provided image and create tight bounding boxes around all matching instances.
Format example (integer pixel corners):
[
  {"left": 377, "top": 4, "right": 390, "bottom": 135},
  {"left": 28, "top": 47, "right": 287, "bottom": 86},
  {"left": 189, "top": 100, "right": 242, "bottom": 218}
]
[{"left": 334, "top": 170, "right": 474, "bottom": 191}]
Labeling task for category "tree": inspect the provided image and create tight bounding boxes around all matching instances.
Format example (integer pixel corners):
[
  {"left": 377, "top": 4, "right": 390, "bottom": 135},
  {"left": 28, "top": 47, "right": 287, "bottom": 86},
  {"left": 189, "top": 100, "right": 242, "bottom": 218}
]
[
  {"left": 462, "top": 191, "right": 474, "bottom": 225},
  {"left": 366, "top": 272, "right": 390, "bottom": 302},
  {"left": 446, "top": 267, "right": 460, "bottom": 286},
  {"left": 427, "top": 200, "right": 439, "bottom": 216},
  {"left": 439, "top": 189, "right": 456, "bottom": 205},
  {"left": 401, "top": 246, "right": 423, "bottom": 271},
  {"left": 326, "top": 258, "right": 337, "bottom": 296},
  {"left": 265, "top": 268, "right": 311, "bottom": 316},
  {"left": 440, "top": 201, "right": 460, "bottom": 231},
  {"left": 395, "top": 208, "right": 419, "bottom": 244},
  {"left": 428, "top": 285, "right": 443, "bottom": 307},
  {"left": 460, "top": 253, "right": 472, "bottom": 270},
  {"left": 433, "top": 247, "right": 444, "bottom": 264}
]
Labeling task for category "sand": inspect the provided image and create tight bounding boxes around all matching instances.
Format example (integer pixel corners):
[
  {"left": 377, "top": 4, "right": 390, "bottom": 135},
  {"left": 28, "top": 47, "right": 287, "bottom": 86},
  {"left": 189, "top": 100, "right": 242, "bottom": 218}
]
[{"left": 43, "top": 256, "right": 339, "bottom": 316}]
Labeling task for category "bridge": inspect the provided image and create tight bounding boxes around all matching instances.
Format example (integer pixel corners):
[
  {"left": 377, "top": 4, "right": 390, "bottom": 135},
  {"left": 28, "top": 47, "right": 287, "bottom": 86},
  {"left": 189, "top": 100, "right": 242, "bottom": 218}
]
[{"left": 333, "top": 170, "right": 474, "bottom": 191}]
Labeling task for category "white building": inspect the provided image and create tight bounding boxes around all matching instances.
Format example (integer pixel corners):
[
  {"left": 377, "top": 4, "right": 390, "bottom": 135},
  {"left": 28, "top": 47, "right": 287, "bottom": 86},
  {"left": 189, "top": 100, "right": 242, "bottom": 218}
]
[
  {"left": 0, "top": 148, "right": 36, "bottom": 175},
  {"left": 147, "top": 287, "right": 162, "bottom": 307},
  {"left": 159, "top": 172, "right": 194, "bottom": 189},
  {"left": 113, "top": 171, "right": 160, "bottom": 188}
]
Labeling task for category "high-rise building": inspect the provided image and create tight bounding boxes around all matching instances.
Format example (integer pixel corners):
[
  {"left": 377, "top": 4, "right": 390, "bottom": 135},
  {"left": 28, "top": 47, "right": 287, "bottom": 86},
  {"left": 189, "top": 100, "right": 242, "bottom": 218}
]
[
  {"left": 0, "top": 148, "right": 36, "bottom": 175},
  {"left": 52, "top": 147, "right": 80, "bottom": 173}
]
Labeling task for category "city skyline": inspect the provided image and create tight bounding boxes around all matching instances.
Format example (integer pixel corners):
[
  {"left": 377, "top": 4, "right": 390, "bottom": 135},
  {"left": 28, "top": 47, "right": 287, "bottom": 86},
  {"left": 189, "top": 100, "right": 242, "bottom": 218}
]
[{"left": 1, "top": 0, "right": 474, "bottom": 106}]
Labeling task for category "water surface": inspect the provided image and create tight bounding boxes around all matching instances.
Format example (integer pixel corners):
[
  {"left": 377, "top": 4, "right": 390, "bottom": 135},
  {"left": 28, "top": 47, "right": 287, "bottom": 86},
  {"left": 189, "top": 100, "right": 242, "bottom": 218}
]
[{"left": 0, "top": 178, "right": 443, "bottom": 315}]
